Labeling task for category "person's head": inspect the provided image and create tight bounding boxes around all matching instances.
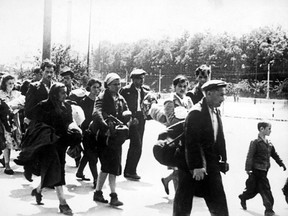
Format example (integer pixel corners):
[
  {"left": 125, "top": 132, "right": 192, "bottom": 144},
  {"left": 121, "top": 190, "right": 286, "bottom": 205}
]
[
  {"left": 32, "top": 68, "right": 43, "bottom": 81},
  {"left": 60, "top": 66, "right": 74, "bottom": 87},
  {"left": 48, "top": 82, "right": 67, "bottom": 103},
  {"left": 202, "top": 80, "right": 226, "bottom": 108},
  {"left": 195, "top": 65, "right": 211, "bottom": 87},
  {"left": 258, "top": 122, "right": 272, "bottom": 136},
  {"left": 81, "top": 74, "right": 89, "bottom": 88},
  {"left": 41, "top": 59, "right": 55, "bottom": 83},
  {"left": 130, "top": 69, "right": 146, "bottom": 88},
  {"left": 0, "top": 74, "right": 15, "bottom": 92},
  {"left": 104, "top": 73, "right": 121, "bottom": 94},
  {"left": 173, "top": 75, "right": 189, "bottom": 98},
  {"left": 86, "top": 78, "right": 102, "bottom": 96}
]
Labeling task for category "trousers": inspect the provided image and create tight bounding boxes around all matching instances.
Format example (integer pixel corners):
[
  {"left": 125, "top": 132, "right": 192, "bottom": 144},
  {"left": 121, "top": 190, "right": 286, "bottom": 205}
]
[
  {"left": 124, "top": 112, "right": 145, "bottom": 175},
  {"left": 173, "top": 169, "right": 229, "bottom": 216}
]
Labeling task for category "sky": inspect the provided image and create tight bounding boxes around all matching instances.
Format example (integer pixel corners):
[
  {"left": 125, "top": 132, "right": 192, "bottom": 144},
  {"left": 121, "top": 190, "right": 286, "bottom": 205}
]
[{"left": 0, "top": 0, "right": 288, "bottom": 66}]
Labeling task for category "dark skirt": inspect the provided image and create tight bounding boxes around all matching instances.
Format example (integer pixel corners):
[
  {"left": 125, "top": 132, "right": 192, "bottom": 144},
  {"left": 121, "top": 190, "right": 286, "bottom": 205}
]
[
  {"left": 98, "top": 135, "right": 122, "bottom": 176},
  {"left": 23, "top": 135, "right": 69, "bottom": 188}
]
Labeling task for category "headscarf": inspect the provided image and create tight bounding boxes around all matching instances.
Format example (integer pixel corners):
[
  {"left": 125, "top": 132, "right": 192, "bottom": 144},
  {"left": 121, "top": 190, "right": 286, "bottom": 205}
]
[{"left": 104, "top": 73, "right": 120, "bottom": 88}]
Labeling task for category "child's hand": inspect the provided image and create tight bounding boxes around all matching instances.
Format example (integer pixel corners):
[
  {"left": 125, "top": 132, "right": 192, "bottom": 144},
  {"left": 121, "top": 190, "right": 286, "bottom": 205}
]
[{"left": 281, "top": 164, "right": 287, "bottom": 171}]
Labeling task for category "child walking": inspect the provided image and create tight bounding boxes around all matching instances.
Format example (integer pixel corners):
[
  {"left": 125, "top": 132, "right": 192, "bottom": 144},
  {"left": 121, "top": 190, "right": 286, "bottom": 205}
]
[{"left": 238, "top": 122, "right": 286, "bottom": 216}]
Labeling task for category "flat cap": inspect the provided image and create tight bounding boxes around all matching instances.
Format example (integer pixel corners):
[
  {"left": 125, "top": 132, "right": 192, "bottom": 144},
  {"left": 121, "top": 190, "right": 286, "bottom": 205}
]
[
  {"left": 130, "top": 69, "right": 147, "bottom": 79},
  {"left": 60, "top": 66, "right": 74, "bottom": 78},
  {"left": 201, "top": 80, "right": 227, "bottom": 91}
]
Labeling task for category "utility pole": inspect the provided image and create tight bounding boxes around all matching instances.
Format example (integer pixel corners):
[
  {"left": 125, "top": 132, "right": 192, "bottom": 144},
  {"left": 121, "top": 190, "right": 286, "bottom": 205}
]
[
  {"left": 66, "top": 0, "right": 72, "bottom": 48},
  {"left": 42, "top": 0, "right": 52, "bottom": 61},
  {"left": 87, "top": 0, "right": 92, "bottom": 75},
  {"left": 266, "top": 62, "right": 270, "bottom": 99}
]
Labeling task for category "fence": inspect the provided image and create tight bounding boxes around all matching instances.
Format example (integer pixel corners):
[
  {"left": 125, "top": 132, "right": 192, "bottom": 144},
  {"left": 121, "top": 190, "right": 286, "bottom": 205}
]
[{"left": 159, "top": 94, "right": 288, "bottom": 122}]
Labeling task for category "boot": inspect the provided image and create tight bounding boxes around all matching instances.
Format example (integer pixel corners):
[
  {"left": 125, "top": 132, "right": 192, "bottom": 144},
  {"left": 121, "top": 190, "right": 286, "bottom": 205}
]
[
  {"left": 93, "top": 190, "right": 108, "bottom": 203},
  {"left": 109, "top": 193, "right": 123, "bottom": 206},
  {"left": 59, "top": 204, "right": 73, "bottom": 215}
]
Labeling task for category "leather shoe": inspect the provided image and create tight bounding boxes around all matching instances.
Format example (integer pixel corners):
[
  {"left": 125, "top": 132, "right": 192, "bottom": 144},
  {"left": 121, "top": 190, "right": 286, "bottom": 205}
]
[
  {"left": 238, "top": 195, "right": 247, "bottom": 210},
  {"left": 124, "top": 173, "right": 141, "bottom": 180},
  {"left": 4, "top": 169, "right": 14, "bottom": 175},
  {"left": 76, "top": 173, "right": 90, "bottom": 181},
  {"left": 59, "top": 204, "right": 73, "bottom": 215},
  {"left": 31, "top": 188, "right": 43, "bottom": 205},
  {"left": 264, "top": 210, "right": 275, "bottom": 216}
]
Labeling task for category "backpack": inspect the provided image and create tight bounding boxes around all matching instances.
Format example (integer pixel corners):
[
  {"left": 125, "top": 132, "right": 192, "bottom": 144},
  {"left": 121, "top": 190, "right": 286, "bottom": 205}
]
[{"left": 153, "top": 120, "right": 186, "bottom": 167}]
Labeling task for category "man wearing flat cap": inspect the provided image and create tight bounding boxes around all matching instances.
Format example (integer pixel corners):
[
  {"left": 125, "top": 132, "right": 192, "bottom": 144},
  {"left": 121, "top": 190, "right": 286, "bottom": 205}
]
[
  {"left": 60, "top": 66, "right": 75, "bottom": 96},
  {"left": 186, "top": 64, "right": 211, "bottom": 105},
  {"left": 173, "top": 80, "right": 229, "bottom": 216},
  {"left": 119, "top": 68, "right": 149, "bottom": 180}
]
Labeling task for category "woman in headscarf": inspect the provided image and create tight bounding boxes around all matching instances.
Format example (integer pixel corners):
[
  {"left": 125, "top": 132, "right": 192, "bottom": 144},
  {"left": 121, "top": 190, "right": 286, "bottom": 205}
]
[
  {"left": 27, "top": 82, "right": 82, "bottom": 215},
  {"left": 92, "top": 72, "right": 131, "bottom": 206}
]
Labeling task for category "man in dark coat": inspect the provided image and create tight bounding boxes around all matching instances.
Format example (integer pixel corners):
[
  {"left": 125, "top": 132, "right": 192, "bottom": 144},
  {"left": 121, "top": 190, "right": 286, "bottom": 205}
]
[
  {"left": 24, "top": 59, "right": 55, "bottom": 120},
  {"left": 20, "top": 67, "right": 43, "bottom": 96},
  {"left": 173, "top": 80, "right": 229, "bottom": 216},
  {"left": 186, "top": 64, "right": 211, "bottom": 105},
  {"left": 60, "top": 66, "right": 75, "bottom": 96},
  {"left": 119, "top": 69, "right": 149, "bottom": 180}
]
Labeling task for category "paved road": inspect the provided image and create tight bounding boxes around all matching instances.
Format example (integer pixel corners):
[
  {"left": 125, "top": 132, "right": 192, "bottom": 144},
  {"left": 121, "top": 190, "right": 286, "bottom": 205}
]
[{"left": 1, "top": 100, "right": 288, "bottom": 216}]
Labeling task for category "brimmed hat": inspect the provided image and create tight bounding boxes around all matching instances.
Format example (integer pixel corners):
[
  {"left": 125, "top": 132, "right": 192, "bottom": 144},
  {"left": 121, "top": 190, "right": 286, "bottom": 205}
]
[
  {"left": 201, "top": 80, "right": 227, "bottom": 92},
  {"left": 60, "top": 66, "right": 74, "bottom": 78},
  {"left": 130, "top": 69, "right": 147, "bottom": 79}
]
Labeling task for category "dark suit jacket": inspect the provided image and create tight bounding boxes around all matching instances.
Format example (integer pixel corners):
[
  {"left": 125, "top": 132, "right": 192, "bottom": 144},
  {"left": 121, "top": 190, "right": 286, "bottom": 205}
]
[
  {"left": 186, "top": 84, "right": 204, "bottom": 105},
  {"left": 25, "top": 81, "right": 50, "bottom": 119},
  {"left": 184, "top": 98, "right": 227, "bottom": 173},
  {"left": 119, "top": 83, "right": 148, "bottom": 117}
]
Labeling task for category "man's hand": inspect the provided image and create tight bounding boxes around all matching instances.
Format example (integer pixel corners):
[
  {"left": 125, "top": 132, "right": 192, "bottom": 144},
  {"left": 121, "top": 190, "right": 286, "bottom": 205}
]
[
  {"left": 192, "top": 168, "right": 207, "bottom": 181},
  {"left": 282, "top": 164, "right": 287, "bottom": 171}
]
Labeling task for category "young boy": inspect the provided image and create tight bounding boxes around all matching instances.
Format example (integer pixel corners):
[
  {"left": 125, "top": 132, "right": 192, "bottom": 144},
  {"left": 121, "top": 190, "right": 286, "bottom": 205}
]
[{"left": 238, "top": 122, "right": 286, "bottom": 216}]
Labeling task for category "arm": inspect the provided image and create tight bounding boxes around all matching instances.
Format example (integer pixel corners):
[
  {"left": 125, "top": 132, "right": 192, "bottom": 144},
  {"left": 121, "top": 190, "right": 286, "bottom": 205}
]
[
  {"left": 185, "top": 110, "right": 207, "bottom": 180},
  {"left": 24, "top": 84, "right": 37, "bottom": 119},
  {"left": 90, "top": 96, "right": 109, "bottom": 134},
  {"left": 163, "top": 100, "right": 176, "bottom": 125},
  {"left": 245, "top": 140, "right": 256, "bottom": 173},
  {"left": 271, "top": 145, "right": 286, "bottom": 171}
]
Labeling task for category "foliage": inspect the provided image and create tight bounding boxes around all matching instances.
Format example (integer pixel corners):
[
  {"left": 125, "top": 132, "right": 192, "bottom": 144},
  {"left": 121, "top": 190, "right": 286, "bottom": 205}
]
[{"left": 90, "top": 26, "right": 288, "bottom": 95}]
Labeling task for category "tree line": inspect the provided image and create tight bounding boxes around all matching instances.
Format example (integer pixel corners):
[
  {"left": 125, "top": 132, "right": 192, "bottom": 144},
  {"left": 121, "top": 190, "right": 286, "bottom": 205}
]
[{"left": 88, "top": 26, "right": 288, "bottom": 94}]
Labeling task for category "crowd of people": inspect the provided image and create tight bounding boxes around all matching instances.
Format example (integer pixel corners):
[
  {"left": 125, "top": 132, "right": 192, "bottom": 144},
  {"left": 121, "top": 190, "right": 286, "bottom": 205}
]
[{"left": 0, "top": 59, "right": 287, "bottom": 216}]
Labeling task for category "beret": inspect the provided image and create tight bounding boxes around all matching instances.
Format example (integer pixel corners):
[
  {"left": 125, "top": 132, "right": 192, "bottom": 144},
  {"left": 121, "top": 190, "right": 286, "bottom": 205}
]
[
  {"left": 60, "top": 66, "right": 74, "bottom": 78},
  {"left": 201, "top": 80, "right": 227, "bottom": 91},
  {"left": 130, "top": 69, "right": 147, "bottom": 78}
]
